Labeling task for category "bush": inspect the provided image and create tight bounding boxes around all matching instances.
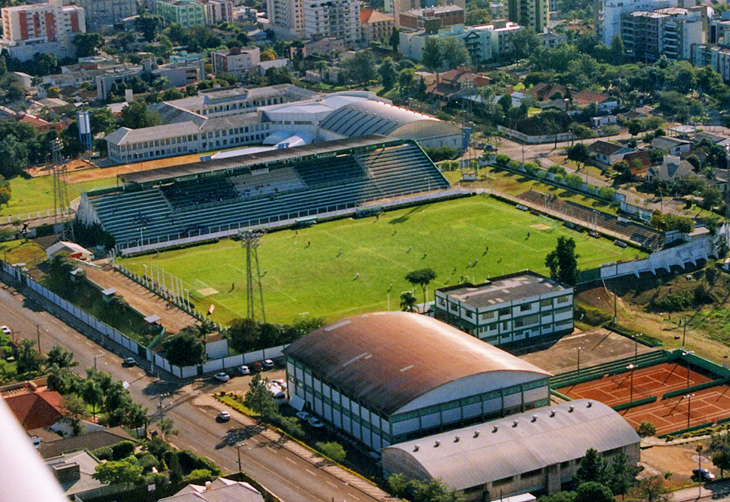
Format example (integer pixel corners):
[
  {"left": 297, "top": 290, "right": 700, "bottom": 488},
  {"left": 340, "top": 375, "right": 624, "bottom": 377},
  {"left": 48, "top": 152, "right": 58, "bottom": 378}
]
[
  {"left": 111, "top": 440, "right": 136, "bottom": 460},
  {"left": 651, "top": 290, "right": 693, "bottom": 312},
  {"left": 270, "top": 414, "right": 304, "bottom": 438},
  {"left": 508, "top": 160, "right": 520, "bottom": 170},
  {"left": 147, "top": 436, "right": 170, "bottom": 459},
  {"left": 495, "top": 153, "right": 510, "bottom": 166},
  {"left": 93, "top": 446, "right": 113, "bottom": 461},
  {"left": 637, "top": 421, "right": 657, "bottom": 437},
  {"left": 185, "top": 469, "right": 213, "bottom": 483},
  {"left": 575, "top": 303, "right": 612, "bottom": 326},
  {"left": 523, "top": 162, "right": 539, "bottom": 176},
  {"left": 548, "top": 164, "right": 567, "bottom": 176},
  {"left": 136, "top": 453, "right": 159, "bottom": 472},
  {"left": 315, "top": 441, "right": 346, "bottom": 463},
  {"left": 597, "top": 186, "right": 617, "bottom": 201}
]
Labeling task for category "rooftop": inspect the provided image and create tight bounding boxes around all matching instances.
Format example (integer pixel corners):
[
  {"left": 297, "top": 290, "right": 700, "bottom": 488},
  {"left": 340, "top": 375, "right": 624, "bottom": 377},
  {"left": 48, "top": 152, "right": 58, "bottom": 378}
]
[
  {"left": 437, "top": 271, "right": 570, "bottom": 309},
  {"left": 283, "top": 312, "right": 550, "bottom": 416},
  {"left": 160, "top": 477, "right": 264, "bottom": 502},
  {"left": 383, "top": 399, "right": 640, "bottom": 491}
]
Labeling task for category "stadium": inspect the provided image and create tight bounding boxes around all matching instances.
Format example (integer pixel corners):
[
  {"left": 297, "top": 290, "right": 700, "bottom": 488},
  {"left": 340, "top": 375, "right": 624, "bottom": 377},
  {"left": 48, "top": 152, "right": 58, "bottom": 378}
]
[{"left": 77, "top": 136, "right": 454, "bottom": 253}]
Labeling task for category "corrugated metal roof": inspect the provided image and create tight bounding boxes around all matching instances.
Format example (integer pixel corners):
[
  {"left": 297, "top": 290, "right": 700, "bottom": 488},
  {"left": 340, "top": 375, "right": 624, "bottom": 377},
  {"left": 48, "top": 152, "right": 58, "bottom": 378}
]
[
  {"left": 383, "top": 400, "right": 640, "bottom": 490},
  {"left": 318, "top": 100, "right": 438, "bottom": 137},
  {"left": 283, "top": 312, "right": 550, "bottom": 416}
]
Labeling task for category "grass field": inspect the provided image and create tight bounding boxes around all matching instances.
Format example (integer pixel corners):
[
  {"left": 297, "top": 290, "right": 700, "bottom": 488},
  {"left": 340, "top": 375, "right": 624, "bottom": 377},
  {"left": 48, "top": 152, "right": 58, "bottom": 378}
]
[
  {"left": 1, "top": 175, "right": 117, "bottom": 218},
  {"left": 118, "top": 195, "right": 645, "bottom": 325}
]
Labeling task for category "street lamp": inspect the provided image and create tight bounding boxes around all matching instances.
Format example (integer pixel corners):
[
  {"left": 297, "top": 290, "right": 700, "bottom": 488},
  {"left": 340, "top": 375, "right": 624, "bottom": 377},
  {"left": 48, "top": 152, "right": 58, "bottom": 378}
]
[
  {"left": 234, "top": 442, "right": 247, "bottom": 473},
  {"left": 156, "top": 392, "right": 171, "bottom": 420},
  {"left": 682, "top": 317, "right": 689, "bottom": 349},
  {"left": 627, "top": 363, "right": 635, "bottom": 403},
  {"left": 93, "top": 353, "right": 104, "bottom": 372},
  {"left": 685, "top": 393, "right": 695, "bottom": 430},
  {"left": 683, "top": 351, "right": 694, "bottom": 388},
  {"left": 576, "top": 346, "right": 585, "bottom": 373}
]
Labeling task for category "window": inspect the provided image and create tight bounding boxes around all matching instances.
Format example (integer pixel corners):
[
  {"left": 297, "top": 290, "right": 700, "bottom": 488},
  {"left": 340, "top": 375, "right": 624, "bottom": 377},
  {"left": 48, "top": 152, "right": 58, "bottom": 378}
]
[
  {"left": 481, "top": 311, "right": 495, "bottom": 320},
  {"left": 540, "top": 299, "right": 552, "bottom": 308},
  {"left": 492, "top": 476, "right": 513, "bottom": 487},
  {"left": 556, "top": 295, "right": 571, "bottom": 304},
  {"left": 463, "top": 309, "right": 474, "bottom": 319},
  {"left": 522, "top": 468, "right": 542, "bottom": 478},
  {"left": 518, "top": 303, "right": 533, "bottom": 312},
  {"left": 498, "top": 308, "right": 510, "bottom": 316}
]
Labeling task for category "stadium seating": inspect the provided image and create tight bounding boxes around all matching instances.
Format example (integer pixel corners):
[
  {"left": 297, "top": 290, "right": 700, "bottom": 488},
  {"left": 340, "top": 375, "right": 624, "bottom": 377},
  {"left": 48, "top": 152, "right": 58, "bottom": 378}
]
[{"left": 86, "top": 140, "right": 451, "bottom": 249}]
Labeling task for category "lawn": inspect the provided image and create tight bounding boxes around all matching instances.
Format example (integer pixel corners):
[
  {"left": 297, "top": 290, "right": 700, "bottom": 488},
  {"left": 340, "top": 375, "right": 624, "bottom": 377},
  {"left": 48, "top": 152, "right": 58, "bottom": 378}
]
[
  {"left": 119, "top": 195, "right": 645, "bottom": 326},
  {"left": 1, "top": 174, "right": 117, "bottom": 218},
  {"left": 0, "top": 239, "right": 46, "bottom": 265}
]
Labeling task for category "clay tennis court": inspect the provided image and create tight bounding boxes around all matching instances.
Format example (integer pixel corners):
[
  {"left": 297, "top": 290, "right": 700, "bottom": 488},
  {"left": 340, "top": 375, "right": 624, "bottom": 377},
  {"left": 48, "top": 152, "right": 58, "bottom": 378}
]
[{"left": 557, "top": 362, "right": 730, "bottom": 435}]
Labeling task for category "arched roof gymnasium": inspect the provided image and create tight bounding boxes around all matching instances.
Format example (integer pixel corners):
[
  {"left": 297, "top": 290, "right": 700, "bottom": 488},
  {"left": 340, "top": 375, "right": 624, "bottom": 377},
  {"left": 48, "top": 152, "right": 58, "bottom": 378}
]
[
  {"left": 318, "top": 100, "right": 441, "bottom": 137},
  {"left": 283, "top": 312, "right": 550, "bottom": 416}
]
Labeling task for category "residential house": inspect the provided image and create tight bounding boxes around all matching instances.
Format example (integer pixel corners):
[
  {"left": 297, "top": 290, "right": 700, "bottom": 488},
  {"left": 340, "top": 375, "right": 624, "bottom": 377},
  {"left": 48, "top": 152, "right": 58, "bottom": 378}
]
[
  {"left": 46, "top": 450, "right": 123, "bottom": 500},
  {"left": 36, "top": 426, "right": 137, "bottom": 459},
  {"left": 159, "top": 477, "right": 265, "bottom": 502},
  {"left": 4, "top": 389, "right": 65, "bottom": 430},
  {"left": 647, "top": 155, "right": 697, "bottom": 182},
  {"left": 622, "top": 150, "right": 652, "bottom": 176},
  {"left": 588, "top": 140, "right": 634, "bottom": 168},
  {"left": 652, "top": 136, "right": 692, "bottom": 155},
  {"left": 211, "top": 47, "right": 261, "bottom": 76},
  {"left": 572, "top": 90, "right": 618, "bottom": 112},
  {"left": 427, "top": 67, "right": 490, "bottom": 101},
  {"left": 399, "top": 4, "right": 464, "bottom": 30},
  {"left": 15, "top": 113, "right": 66, "bottom": 133},
  {"left": 526, "top": 82, "right": 567, "bottom": 101},
  {"left": 694, "top": 131, "right": 730, "bottom": 148}
]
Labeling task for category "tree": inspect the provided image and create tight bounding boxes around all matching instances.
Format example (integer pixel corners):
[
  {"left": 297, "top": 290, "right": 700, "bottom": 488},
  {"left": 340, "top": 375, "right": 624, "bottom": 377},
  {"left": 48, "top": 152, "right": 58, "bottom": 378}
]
[
  {"left": 405, "top": 268, "right": 437, "bottom": 311},
  {"left": 575, "top": 482, "right": 614, "bottom": 502},
  {"left": 0, "top": 134, "right": 29, "bottom": 178},
  {"left": 422, "top": 38, "right": 442, "bottom": 71},
  {"left": 575, "top": 448, "right": 608, "bottom": 485},
  {"left": 136, "top": 14, "right": 163, "bottom": 42},
  {"left": 627, "top": 119, "right": 645, "bottom": 138},
  {"left": 538, "top": 492, "right": 576, "bottom": 502},
  {"left": 498, "top": 94, "right": 513, "bottom": 114},
  {"left": 16, "top": 339, "right": 43, "bottom": 374},
  {"left": 93, "top": 459, "right": 143, "bottom": 486},
  {"left": 73, "top": 32, "right": 104, "bottom": 58},
  {"left": 81, "top": 379, "right": 103, "bottom": 421},
  {"left": 119, "top": 100, "right": 161, "bottom": 129},
  {"left": 633, "top": 475, "right": 671, "bottom": 502},
  {"left": 162, "top": 329, "right": 205, "bottom": 367},
  {"left": 440, "top": 38, "right": 470, "bottom": 70},
  {"left": 567, "top": 143, "right": 590, "bottom": 166},
  {"left": 636, "top": 421, "right": 657, "bottom": 437},
  {"left": 46, "top": 345, "right": 77, "bottom": 369},
  {"left": 343, "top": 50, "right": 376, "bottom": 84},
  {"left": 244, "top": 373, "right": 278, "bottom": 417},
  {"left": 389, "top": 28, "right": 400, "bottom": 52},
  {"left": 609, "top": 34, "right": 626, "bottom": 65},
  {"left": 545, "top": 237, "right": 579, "bottom": 286},
  {"left": 511, "top": 28, "right": 540, "bottom": 61},
  {"left": 0, "top": 175, "right": 10, "bottom": 207},
  {"left": 315, "top": 441, "right": 346, "bottom": 463},
  {"left": 400, "top": 291, "right": 417, "bottom": 312},
  {"left": 607, "top": 452, "right": 640, "bottom": 498},
  {"left": 63, "top": 393, "right": 88, "bottom": 420},
  {"left": 380, "top": 58, "right": 397, "bottom": 90},
  {"left": 158, "top": 417, "right": 178, "bottom": 440},
  {"left": 227, "top": 318, "right": 259, "bottom": 353}
]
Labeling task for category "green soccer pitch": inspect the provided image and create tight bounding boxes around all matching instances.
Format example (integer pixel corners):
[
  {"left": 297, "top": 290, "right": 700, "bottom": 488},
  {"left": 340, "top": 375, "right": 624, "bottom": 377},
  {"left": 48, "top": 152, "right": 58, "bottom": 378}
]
[{"left": 118, "top": 195, "right": 645, "bottom": 326}]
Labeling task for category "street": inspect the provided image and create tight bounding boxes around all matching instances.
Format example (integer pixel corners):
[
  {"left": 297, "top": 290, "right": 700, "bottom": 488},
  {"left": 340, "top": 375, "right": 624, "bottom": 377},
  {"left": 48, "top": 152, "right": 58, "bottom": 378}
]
[{"left": 0, "top": 280, "right": 381, "bottom": 502}]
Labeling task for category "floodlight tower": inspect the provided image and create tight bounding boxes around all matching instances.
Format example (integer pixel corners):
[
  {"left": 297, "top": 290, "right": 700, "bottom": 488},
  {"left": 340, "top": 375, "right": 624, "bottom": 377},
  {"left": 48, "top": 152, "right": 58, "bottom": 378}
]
[
  {"left": 51, "top": 138, "right": 74, "bottom": 242},
  {"left": 240, "top": 229, "right": 266, "bottom": 323}
]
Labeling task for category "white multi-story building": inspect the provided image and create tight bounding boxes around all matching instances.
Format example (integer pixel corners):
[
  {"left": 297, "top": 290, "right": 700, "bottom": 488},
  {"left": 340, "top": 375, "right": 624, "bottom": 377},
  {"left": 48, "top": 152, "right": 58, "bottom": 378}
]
[
  {"left": 597, "top": 0, "right": 677, "bottom": 45},
  {"left": 434, "top": 271, "right": 574, "bottom": 346},
  {"left": 72, "top": 0, "right": 135, "bottom": 29},
  {"left": 203, "top": 0, "right": 234, "bottom": 24},
  {"left": 693, "top": 44, "right": 730, "bottom": 81},
  {"left": 303, "top": 0, "right": 361, "bottom": 45},
  {"left": 211, "top": 47, "right": 260, "bottom": 76},
  {"left": 621, "top": 7, "right": 707, "bottom": 62},
  {"left": 507, "top": 0, "right": 548, "bottom": 33},
  {"left": 266, "top": 0, "right": 305, "bottom": 39},
  {"left": 1, "top": 0, "right": 85, "bottom": 59}
]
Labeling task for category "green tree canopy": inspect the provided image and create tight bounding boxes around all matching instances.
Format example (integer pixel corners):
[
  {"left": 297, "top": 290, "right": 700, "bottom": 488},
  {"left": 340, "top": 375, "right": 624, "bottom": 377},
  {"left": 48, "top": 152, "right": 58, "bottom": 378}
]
[
  {"left": 575, "top": 448, "right": 608, "bottom": 485},
  {"left": 574, "top": 482, "right": 614, "bottom": 502},
  {"left": 405, "top": 268, "right": 437, "bottom": 309},
  {"left": 440, "top": 37, "right": 470, "bottom": 70},
  {"left": 162, "top": 328, "right": 206, "bottom": 367},
  {"left": 119, "top": 100, "right": 162, "bottom": 129},
  {"left": 545, "top": 237, "right": 580, "bottom": 286},
  {"left": 93, "top": 458, "right": 144, "bottom": 485},
  {"left": 46, "top": 345, "right": 77, "bottom": 369},
  {"left": 73, "top": 33, "right": 104, "bottom": 58},
  {"left": 315, "top": 441, "right": 346, "bottom": 463},
  {"left": 422, "top": 38, "right": 442, "bottom": 71},
  {"left": 244, "top": 373, "right": 278, "bottom": 417}
]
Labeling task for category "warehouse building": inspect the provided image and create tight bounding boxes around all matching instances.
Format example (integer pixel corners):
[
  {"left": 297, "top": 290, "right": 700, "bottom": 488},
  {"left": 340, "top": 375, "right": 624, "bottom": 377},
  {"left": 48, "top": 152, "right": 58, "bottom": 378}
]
[
  {"left": 382, "top": 399, "right": 641, "bottom": 501},
  {"left": 283, "top": 312, "right": 551, "bottom": 450},
  {"left": 433, "top": 271, "right": 574, "bottom": 347}
]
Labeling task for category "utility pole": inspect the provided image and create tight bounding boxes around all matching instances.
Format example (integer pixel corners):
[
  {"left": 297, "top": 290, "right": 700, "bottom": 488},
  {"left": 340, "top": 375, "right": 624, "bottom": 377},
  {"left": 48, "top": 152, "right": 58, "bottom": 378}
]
[
  {"left": 682, "top": 317, "right": 688, "bottom": 349},
  {"left": 36, "top": 324, "right": 41, "bottom": 355},
  {"left": 241, "top": 229, "right": 266, "bottom": 322}
]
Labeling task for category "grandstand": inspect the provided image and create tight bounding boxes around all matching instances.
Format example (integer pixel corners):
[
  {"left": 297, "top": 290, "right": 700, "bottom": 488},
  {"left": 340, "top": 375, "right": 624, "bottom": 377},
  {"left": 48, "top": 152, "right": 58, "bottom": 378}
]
[{"left": 76, "top": 137, "right": 452, "bottom": 254}]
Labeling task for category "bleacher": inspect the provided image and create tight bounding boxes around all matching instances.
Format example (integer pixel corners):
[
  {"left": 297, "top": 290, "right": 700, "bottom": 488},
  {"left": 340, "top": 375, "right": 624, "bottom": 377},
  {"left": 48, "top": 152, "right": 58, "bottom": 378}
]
[
  {"left": 85, "top": 139, "right": 451, "bottom": 249},
  {"left": 517, "top": 190, "right": 664, "bottom": 249}
]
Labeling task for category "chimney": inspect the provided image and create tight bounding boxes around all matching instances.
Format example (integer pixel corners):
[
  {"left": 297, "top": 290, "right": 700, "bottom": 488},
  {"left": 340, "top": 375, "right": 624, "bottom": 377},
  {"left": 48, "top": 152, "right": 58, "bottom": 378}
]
[
  {"left": 531, "top": 415, "right": 538, "bottom": 422},
  {"left": 434, "top": 440, "right": 440, "bottom": 447},
  {"left": 454, "top": 436, "right": 460, "bottom": 442},
  {"left": 513, "top": 419, "right": 519, "bottom": 427},
  {"left": 587, "top": 401, "right": 593, "bottom": 407},
  {"left": 414, "top": 444, "right": 420, "bottom": 452},
  {"left": 569, "top": 405, "right": 575, "bottom": 412},
  {"left": 493, "top": 425, "right": 499, "bottom": 432},
  {"left": 550, "top": 409, "right": 556, "bottom": 417},
  {"left": 205, "top": 481, "right": 213, "bottom": 490},
  {"left": 474, "top": 430, "right": 480, "bottom": 438}
]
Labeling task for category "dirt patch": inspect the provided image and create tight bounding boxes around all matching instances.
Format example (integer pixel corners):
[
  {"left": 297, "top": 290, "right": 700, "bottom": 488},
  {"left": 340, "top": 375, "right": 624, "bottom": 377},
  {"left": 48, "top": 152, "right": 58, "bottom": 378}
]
[
  {"left": 641, "top": 441, "right": 716, "bottom": 485},
  {"left": 517, "top": 327, "right": 657, "bottom": 374},
  {"left": 82, "top": 264, "right": 198, "bottom": 334},
  {"left": 197, "top": 287, "right": 219, "bottom": 297},
  {"left": 530, "top": 223, "right": 551, "bottom": 230}
]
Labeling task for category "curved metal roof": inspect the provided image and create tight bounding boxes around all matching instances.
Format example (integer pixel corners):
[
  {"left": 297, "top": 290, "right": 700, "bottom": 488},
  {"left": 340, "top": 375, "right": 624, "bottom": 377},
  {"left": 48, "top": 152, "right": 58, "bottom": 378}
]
[
  {"left": 283, "top": 312, "right": 550, "bottom": 416},
  {"left": 318, "top": 100, "right": 439, "bottom": 137},
  {"left": 382, "top": 399, "right": 641, "bottom": 490}
]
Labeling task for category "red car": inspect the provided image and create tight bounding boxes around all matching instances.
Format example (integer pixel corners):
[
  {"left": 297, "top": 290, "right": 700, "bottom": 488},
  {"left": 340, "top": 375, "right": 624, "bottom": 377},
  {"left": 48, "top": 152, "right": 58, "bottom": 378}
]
[{"left": 252, "top": 361, "right": 264, "bottom": 372}]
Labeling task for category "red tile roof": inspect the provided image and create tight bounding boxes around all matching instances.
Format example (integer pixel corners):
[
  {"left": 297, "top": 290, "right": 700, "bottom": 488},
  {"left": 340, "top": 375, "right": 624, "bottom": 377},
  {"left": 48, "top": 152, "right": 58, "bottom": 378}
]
[
  {"left": 573, "top": 90, "right": 610, "bottom": 107},
  {"left": 4, "top": 391, "right": 65, "bottom": 430}
]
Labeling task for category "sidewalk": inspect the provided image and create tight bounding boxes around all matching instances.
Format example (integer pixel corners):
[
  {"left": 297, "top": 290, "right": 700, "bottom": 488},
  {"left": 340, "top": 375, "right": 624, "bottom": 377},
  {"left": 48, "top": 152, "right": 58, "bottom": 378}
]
[{"left": 194, "top": 394, "right": 398, "bottom": 502}]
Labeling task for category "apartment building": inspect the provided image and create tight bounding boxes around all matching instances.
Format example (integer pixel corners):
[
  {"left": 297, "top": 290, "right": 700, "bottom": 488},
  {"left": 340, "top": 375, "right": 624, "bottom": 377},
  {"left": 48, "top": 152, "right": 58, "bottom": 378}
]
[
  {"left": 1, "top": 0, "right": 85, "bottom": 60},
  {"left": 621, "top": 7, "right": 706, "bottom": 62},
  {"left": 72, "top": 0, "right": 136, "bottom": 28},
  {"left": 203, "top": 0, "right": 234, "bottom": 24},
  {"left": 211, "top": 46, "right": 261, "bottom": 76},
  {"left": 303, "top": 0, "right": 361, "bottom": 45},
  {"left": 266, "top": 0, "right": 305, "bottom": 39},
  {"left": 434, "top": 271, "right": 574, "bottom": 346},
  {"left": 597, "top": 0, "right": 678, "bottom": 45},
  {"left": 155, "top": 0, "right": 206, "bottom": 28},
  {"left": 391, "top": 0, "right": 464, "bottom": 28},
  {"left": 507, "top": 0, "right": 549, "bottom": 33},
  {"left": 360, "top": 8, "right": 395, "bottom": 44},
  {"left": 399, "top": 4, "right": 464, "bottom": 30},
  {"left": 692, "top": 44, "right": 730, "bottom": 81}
]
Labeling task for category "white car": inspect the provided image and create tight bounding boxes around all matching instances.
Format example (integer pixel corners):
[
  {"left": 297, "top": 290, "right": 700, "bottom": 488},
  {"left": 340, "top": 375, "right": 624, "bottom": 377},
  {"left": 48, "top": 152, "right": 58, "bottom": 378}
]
[
  {"left": 214, "top": 372, "right": 230, "bottom": 382},
  {"left": 216, "top": 410, "right": 231, "bottom": 422},
  {"left": 308, "top": 416, "right": 324, "bottom": 428},
  {"left": 271, "top": 378, "right": 287, "bottom": 389},
  {"left": 0, "top": 326, "right": 11, "bottom": 336},
  {"left": 263, "top": 359, "right": 275, "bottom": 368},
  {"left": 239, "top": 365, "right": 251, "bottom": 375},
  {"left": 296, "top": 411, "right": 310, "bottom": 421}
]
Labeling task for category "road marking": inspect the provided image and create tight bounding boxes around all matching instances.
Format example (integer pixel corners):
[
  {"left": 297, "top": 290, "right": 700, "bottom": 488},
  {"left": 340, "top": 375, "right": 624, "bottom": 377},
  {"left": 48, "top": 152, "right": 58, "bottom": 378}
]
[
  {"left": 350, "top": 495, "right": 360, "bottom": 500},
  {"left": 286, "top": 458, "right": 296, "bottom": 464},
  {"left": 190, "top": 446, "right": 199, "bottom": 453},
  {"left": 266, "top": 446, "right": 277, "bottom": 452},
  {"left": 306, "top": 469, "right": 317, "bottom": 476},
  {"left": 326, "top": 481, "right": 337, "bottom": 488}
]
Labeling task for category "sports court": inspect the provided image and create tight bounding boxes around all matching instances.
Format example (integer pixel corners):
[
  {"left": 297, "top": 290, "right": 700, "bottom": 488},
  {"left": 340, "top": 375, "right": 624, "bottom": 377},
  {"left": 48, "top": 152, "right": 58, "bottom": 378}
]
[{"left": 557, "top": 361, "right": 730, "bottom": 435}]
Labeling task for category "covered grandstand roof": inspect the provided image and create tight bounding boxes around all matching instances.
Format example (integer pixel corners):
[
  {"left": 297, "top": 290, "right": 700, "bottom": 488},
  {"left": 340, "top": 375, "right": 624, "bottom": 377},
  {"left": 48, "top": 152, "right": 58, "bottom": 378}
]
[
  {"left": 168, "top": 84, "right": 318, "bottom": 111},
  {"left": 318, "top": 100, "right": 439, "bottom": 137},
  {"left": 283, "top": 312, "right": 550, "bottom": 416},
  {"left": 119, "top": 135, "right": 400, "bottom": 184},
  {"left": 382, "top": 399, "right": 641, "bottom": 491}
]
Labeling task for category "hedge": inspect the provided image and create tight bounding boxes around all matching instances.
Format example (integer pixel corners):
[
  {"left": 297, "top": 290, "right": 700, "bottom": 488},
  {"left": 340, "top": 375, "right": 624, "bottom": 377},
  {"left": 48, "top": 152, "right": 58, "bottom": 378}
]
[
  {"left": 662, "top": 379, "right": 726, "bottom": 400},
  {"left": 612, "top": 395, "right": 657, "bottom": 412}
]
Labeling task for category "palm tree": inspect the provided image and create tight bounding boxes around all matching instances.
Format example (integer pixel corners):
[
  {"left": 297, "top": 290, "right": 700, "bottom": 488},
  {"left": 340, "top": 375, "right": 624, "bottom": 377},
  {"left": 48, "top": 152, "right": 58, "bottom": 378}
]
[{"left": 400, "top": 291, "right": 417, "bottom": 312}]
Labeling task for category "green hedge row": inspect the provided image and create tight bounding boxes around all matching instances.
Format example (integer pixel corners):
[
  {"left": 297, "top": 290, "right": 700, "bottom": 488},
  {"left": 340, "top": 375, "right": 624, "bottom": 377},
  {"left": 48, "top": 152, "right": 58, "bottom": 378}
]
[
  {"left": 612, "top": 395, "right": 657, "bottom": 412},
  {"left": 662, "top": 379, "right": 726, "bottom": 400},
  {"left": 659, "top": 421, "right": 714, "bottom": 438}
]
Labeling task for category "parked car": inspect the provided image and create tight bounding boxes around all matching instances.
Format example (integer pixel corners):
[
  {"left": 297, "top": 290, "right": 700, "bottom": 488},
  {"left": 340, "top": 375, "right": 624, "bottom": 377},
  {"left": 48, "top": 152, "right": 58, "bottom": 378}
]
[
  {"left": 214, "top": 372, "right": 230, "bottom": 382},
  {"left": 271, "top": 378, "right": 287, "bottom": 389},
  {"left": 0, "top": 325, "right": 11, "bottom": 336},
  {"left": 262, "top": 359, "right": 275, "bottom": 369},
  {"left": 122, "top": 357, "right": 136, "bottom": 367},
  {"left": 216, "top": 411, "right": 231, "bottom": 422},
  {"left": 589, "top": 231, "right": 600, "bottom": 238},
  {"left": 296, "top": 411, "right": 311, "bottom": 421},
  {"left": 693, "top": 468, "right": 715, "bottom": 482},
  {"left": 308, "top": 416, "right": 324, "bottom": 428},
  {"left": 239, "top": 365, "right": 251, "bottom": 375},
  {"left": 252, "top": 361, "right": 263, "bottom": 372}
]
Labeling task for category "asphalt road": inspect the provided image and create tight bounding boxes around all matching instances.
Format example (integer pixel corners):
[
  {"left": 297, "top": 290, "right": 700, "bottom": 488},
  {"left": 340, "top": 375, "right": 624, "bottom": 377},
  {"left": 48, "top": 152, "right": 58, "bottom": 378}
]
[{"left": 0, "top": 280, "right": 380, "bottom": 502}]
